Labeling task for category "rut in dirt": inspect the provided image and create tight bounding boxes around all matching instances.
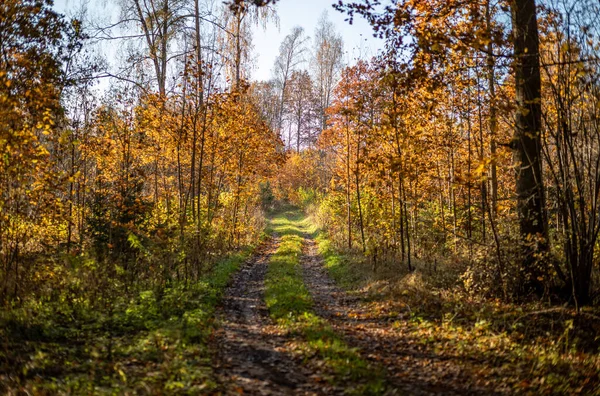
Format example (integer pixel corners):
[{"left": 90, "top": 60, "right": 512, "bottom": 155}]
[{"left": 213, "top": 236, "right": 316, "bottom": 395}]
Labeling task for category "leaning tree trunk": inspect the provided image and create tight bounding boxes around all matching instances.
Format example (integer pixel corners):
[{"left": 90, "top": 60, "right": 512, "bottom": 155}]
[{"left": 511, "top": 0, "right": 548, "bottom": 295}]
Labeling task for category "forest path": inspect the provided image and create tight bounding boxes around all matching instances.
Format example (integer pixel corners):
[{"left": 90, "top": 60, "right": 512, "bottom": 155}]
[
  {"left": 214, "top": 208, "right": 490, "bottom": 395},
  {"left": 301, "top": 238, "right": 462, "bottom": 395},
  {"left": 213, "top": 234, "right": 318, "bottom": 395}
]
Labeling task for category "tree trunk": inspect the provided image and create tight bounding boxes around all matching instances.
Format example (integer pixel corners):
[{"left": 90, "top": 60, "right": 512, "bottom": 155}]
[
  {"left": 486, "top": 0, "right": 499, "bottom": 217},
  {"left": 511, "top": 0, "right": 548, "bottom": 294},
  {"left": 346, "top": 115, "right": 352, "bottom": 250},
  {"left": 355, "top": 132, "right": 366, "bottom": 253}
]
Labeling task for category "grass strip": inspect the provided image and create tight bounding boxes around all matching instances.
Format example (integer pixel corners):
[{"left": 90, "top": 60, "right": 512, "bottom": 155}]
[
  {"left": 315, "top": 233, "right": 364, "bottom": 291},
  {"left": 264, "top": 208, "right": 385, "bottom": 394}
]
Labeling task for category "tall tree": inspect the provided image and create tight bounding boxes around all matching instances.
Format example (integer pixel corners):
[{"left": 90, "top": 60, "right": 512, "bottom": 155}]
[
  {"left": 313, "top": 11, "right": 344, "bottom": 134},
  {"left": 116, "top": 0, "right": 186, "bottom": 96},
  {"left": 273, "top": 26, "right": 308, "bottom": 138},
  {"left": 222, "top": 0, "right": 277, "bottom": 91},
  {"left": 510, "top": 0, "right": 548, "bottom": 293},
  {"left": 285, "top": 70, "right": 317, "bottom": 152}
]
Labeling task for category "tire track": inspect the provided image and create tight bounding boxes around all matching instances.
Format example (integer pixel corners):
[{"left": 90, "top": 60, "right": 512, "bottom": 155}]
[{"left": 214, "top": 236, "right": 317, "bottom": 395}]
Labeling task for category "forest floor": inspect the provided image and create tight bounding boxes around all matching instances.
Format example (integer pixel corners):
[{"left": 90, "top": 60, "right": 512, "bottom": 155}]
[
  {"left": 1, "top": 207, "right": 598, "bottom": 394},
  {"left": 213, "top": 208, "right": 490, "bottom": 395},
  {"left": 213, "top": 207, "right": 599, "bottom": 395}
]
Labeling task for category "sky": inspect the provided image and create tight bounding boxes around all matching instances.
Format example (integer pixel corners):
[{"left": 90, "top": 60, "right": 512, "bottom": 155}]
[
  {"left": 52, "top": 0, "right": 383, "bottom": 83},
  {"left": 249, "top": 0, "right": 383, "bottom": 81}
]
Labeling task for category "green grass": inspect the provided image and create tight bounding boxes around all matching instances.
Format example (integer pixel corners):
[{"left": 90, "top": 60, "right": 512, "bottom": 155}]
[
  {"left": 315, "top": 234, "right": 363, "bottom": 291},
  {"left": 0, "top": 244, "right": 258, "bottom": 394},
  {"left": 265, "top": 208, "right": 385, "bottom": 394}
]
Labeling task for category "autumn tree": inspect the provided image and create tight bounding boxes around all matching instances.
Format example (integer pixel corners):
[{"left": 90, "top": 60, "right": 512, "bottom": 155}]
[
  {"left": 334, "top": 0, "right": 551, "bottom": 297},
  {"left": 321, "top": 60, "right": 383, "bottom": 253},
  {"left": 0, "top": 0, "right": 82, "bottom": 302}
]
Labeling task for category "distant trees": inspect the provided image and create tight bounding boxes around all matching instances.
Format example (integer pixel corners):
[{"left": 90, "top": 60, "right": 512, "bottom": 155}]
[
  {"left": 273, "top": 26, "right": 308, "bottom": 138},
  {"left": 313, "top": 12, "right": 344, "bottom": 133},
  {"left": 286, "top": 70, "right": 318, "bottom": 152},
  {"left": 267, "top": 14, "right": 344, "bottom": 152},
  {"left": 251, "top": 80, "right": 280, "bottom": 130}
]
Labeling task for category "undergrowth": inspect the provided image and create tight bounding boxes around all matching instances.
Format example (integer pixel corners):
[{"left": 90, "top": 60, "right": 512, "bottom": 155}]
[
  {"left": 314, "top": 222, "right": 600, "bottom": 395},
  {"left": 0, "top": 246, "right": 257, "bottom": 394}
]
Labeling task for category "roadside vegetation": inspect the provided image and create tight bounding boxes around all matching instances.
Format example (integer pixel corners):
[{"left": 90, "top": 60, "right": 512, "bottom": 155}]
[
  {"left": 312, "top": 207, "right": 600, "bottom": 394},
  {"left": 0, "top": 247, "right": 255, "bottom": 394}
]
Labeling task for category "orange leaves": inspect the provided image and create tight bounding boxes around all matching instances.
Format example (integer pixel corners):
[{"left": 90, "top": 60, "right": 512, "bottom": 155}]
[{"left": 275, "top": 151, "right": 328, "bottom": 204}]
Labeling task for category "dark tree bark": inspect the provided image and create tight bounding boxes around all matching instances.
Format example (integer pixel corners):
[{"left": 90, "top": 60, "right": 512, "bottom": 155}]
[{"left": 510, "top": 0, "right": 548, "bottom": 294}]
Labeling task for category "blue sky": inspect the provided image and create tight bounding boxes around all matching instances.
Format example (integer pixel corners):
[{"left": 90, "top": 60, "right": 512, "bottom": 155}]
[
  {"left": 52, "top": 0, "right": 383, "bottom": 83},
  {"left": 250, "top": 0, "right": 383, "bottom": 80}
]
